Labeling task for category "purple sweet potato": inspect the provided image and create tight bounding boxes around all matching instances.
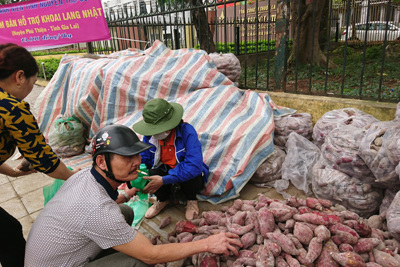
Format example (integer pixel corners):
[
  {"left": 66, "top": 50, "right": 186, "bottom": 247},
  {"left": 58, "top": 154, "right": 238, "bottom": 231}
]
[
  {"left": 316, "top": 240, "right": 340, "bottom": 267},
  {"left": 315, "top": 225, "right": 331, "bottom": 242},
  {"left": 330, "top": 223, "right": 360, "bottom": 245},
  {"left": 226, "top": 223, "right": 254, "bottom": 236},
  {"left": 284, "top": 253, "right": 301, "bottom": 267},
  {"left": 354, "top": 238, "right": 381, "bottom": 253},
  {"left": 306, "top": 197, "right": 323, "bottom": 211},
  {"left": 231, "top": 211, "right": 247, "bottom": 226},
  {"left": 255, "top": 245, "right": 274, "bottom": 267},
  {"left": 339, "top": 243, "right": 354, "bottom": 252},
  {"left": 159, "top": 216, "right": 172, "bottom": 229},
  {"left": 293, "top": 222, "right": 314, "bottom": 245},
  {"left": 198, "top": 252, "right": 219, "bottom": 267},
  {"left": 264, "top": 239, "right": 282, "bottom": 257},
  {"left": 203, "top": 211, "right": 223, "bottom": 225},
  {"left": 305, "top": 237, "right": 323, "bottom": 264},
  {"left": 366, "top": 263, "right": 384, "bottom": 267},
  {"left": 238, "top": 249, "right": 255, "bottom": 259},
  {"left": 293, "top": 213, "right": 330, "bottom": 226},
  {"left": 258, "top": 207, "right": 275, "bottom": 237},
  {"left": 373, "top": 249, "right": 400, "bottom": 267},
  {"left": 266, "top": 232, "right": 300, "bottom": 255},
  {"left": 241, "top": 231, "right": 256, "bottom": 249},
  {"left": 330, "top": 251, "right": 366, "bottom": 267},
  {"left": 276, "top": 256, "right": 290, "bottom": 267},
  {"left": 233, "top": 199, "right": 243, "bottom": 210}
]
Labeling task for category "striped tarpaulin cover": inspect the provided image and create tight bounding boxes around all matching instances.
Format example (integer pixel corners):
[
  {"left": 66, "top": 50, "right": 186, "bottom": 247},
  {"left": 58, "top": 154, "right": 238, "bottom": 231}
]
[{"left": 35, "top": 40, "right": 295, "bottom": 204}]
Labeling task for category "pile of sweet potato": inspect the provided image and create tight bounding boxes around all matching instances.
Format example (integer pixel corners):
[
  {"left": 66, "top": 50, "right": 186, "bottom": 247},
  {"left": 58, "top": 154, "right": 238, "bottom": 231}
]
[{"left": 151, "top": 194, "right": 400, "bottom": 267}]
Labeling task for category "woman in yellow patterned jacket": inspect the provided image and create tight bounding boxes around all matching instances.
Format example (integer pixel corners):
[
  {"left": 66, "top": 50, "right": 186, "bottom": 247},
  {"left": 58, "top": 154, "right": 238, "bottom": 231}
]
[{"left": 0, "top": 44, "right": 76, "bottom": 267}]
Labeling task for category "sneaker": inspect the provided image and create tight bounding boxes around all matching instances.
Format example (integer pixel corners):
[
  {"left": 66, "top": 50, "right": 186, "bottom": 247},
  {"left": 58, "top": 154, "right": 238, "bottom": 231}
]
[
  {"left": 185, "top": 200, "right": 199, "bottom": 220},
  {"left": 145, "top": 200, "right": 169, "bottom": 219}
]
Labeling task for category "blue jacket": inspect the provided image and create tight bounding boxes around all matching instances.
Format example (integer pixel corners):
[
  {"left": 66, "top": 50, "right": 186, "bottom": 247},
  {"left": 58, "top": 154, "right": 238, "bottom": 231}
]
[{"left": 141, "top": 123, "right": 209, "bottom": 185}]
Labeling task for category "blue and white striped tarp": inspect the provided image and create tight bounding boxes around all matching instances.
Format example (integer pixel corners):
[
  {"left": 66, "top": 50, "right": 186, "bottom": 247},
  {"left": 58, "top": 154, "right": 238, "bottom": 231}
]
[{"left": 36, "top": 40, "right": 295, "bottom": 204}]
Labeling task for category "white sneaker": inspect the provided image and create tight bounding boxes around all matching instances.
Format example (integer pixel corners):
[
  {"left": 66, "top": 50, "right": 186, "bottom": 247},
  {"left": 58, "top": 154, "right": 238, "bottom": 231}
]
[{"left": 145, "top": 200, "right": 169, "bottom": 219}]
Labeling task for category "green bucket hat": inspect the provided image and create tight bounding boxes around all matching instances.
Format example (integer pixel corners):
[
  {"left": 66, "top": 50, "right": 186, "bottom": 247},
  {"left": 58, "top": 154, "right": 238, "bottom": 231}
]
[{"left": 132, "top": 98, "right": 184, "bottom": 136}]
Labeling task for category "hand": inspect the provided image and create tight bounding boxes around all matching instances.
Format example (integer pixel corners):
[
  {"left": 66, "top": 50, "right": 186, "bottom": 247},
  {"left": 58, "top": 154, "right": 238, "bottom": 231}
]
[
  {"left": 142, "top": 175, "right": 163, "bottom": 194},
  {"left": 124, "top": 186, "right": 138, "bottom": 196},
  {"left": 116, "top": 193, "right": 128, "bottom": 204},
  {"left": 14, "top": 163, "right": 36, "bottom": 177},
  {"left": 205, "top": 232, "right": 242, "bottom": 256}
]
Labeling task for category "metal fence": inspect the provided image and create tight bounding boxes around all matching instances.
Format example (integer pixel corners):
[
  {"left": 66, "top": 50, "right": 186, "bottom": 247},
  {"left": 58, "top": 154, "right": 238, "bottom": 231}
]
[{"left": 88, "top": 0, "right": 400, "bottom": 102}]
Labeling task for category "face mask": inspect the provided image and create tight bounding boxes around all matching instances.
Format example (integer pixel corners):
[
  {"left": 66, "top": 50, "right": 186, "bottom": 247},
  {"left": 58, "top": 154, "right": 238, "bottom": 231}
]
[{"left": 153, "top": 131, "right": 171, "bottom": 140}]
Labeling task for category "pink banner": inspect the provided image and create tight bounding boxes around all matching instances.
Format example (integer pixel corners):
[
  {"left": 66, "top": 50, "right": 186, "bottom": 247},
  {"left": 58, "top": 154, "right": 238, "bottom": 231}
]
[{"left": 0, "top": 0, "right": 110, "bottom": 48}]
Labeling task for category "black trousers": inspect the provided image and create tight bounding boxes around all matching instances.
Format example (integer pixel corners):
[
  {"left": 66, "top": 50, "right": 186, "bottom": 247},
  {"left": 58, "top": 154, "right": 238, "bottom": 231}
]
[
  {"left": 149, "top": 165, "right": 205, "bottom": 203},
  {"left": 0, "top": 207, "right": 25, "bottom": 267}
]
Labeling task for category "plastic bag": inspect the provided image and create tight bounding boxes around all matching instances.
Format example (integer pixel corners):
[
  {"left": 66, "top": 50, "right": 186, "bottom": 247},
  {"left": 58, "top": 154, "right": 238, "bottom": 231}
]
[
  {"left": 322, "top": 125, "right": 375, "bottom": 183},
  {"left": 280, "top": 132, "right": 320, "bottom": 196},
  {"left": 124, "top": 192, "right": 150, "bottom": 227},
  {"left": 250, "top": 146, "right": 285, "bottom": 187},
  {"left": 274, "top": 113, "right": 313, "bottom": 150},
  {"left": 380, "top": 189, "right": 397, "bottom": 218},
  {"left": 312, "top": 158, "right": 383, "bottom": 218},
  {"left": 396, "top": 102, "right": 400, "bottom": 120},
  {"left": 43, "top": 179, "right": 65, "bottom": 206},
  {"left": 359, "top": 121, "right": 400, "bottom": 189},
  {"left": 312, "top": 108, "right": 379, "bottom": 148},
  {"left": 48, "top": 115, "right": 86, "bottom": 158},
  {"left": 386, "top": 190, "right": 400, "bottom": 242}
]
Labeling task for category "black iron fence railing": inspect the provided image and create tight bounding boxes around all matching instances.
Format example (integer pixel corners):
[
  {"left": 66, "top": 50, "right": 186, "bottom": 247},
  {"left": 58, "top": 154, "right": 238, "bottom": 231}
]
[{"left": 86, "top": 0, "right": 400, "bottom": 102}]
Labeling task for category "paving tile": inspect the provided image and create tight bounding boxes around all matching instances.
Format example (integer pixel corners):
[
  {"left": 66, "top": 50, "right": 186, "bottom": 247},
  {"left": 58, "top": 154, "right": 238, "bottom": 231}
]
[
  {"left": 19, "top": 215, "right": 34, "bottom": 240},
  {"left": 22, "top": 188, "right": 45, "bottom": 215},
  {"left": 30, "top": 210, "right": 42, "bottom": 221},
  {"left": 12, "top": 173, "right": 53, "bottom": 195},
  {"left": 0, "top": 183, "right": 17, "bottom": 203},
  {"left": 0, "top": 197, "right": 28, "bottom": 219},
  {"left": 0, "top": 175, "right": 9, "bottom": 186}
]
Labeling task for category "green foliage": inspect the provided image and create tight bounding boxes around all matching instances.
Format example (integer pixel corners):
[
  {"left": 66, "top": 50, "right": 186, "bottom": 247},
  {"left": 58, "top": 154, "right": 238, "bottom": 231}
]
[
  {"left": 36, "top": 58, "right": 61, "bottom": 80},
  {"left": 31, "top": 49, "right": 86, "bottom": 56},
  {"left": 365, "top": 45, "right": 382, "bottom": 60},
  {"left": 195, "top": 39, "right": 292, "bottom": 55}
]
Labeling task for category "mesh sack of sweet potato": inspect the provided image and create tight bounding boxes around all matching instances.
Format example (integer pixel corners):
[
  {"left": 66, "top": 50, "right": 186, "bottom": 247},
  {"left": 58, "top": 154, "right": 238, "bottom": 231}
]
[
  {"left": 359, "top": 121, "right": 400, "bottom": 189},
  {"left": 250, "top": 146, "right": 286, "bottom": 188},
  {"left": 321, "top": 125, "right": 376, "bottom": 184},
  {"left": 273, "top": 113, "right": 313, "bottom": 150},
  {"left": 208, "top": 53, "right": 241, "bottom": 83},
  {"left": 386, "top": 191, "right": 400, "bottom": 242},
  {"left": 312, "top": 108, "right": 379, "bottom": 148},
  {"left": 312, "top": 158, "right": 383, "bottom": 218}
]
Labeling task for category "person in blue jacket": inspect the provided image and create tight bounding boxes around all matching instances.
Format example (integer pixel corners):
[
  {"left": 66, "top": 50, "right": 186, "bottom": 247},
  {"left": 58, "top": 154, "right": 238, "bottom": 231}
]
[{"left": 132, "top": 98, "right": 209, "bottom": 220}]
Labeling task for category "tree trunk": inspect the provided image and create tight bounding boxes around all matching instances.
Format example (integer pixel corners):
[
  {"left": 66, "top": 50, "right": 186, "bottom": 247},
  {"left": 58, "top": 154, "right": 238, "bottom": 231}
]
[
  {"left": 289, "top": 0, "right": 335, "bottom": 68},
  {"left": 189, "top": 0, "right": 216, "bottom": 53}
]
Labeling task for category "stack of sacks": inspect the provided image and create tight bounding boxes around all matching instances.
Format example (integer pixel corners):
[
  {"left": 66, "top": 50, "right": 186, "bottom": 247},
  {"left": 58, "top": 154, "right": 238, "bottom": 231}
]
[
  {"left": 273, "top": 113, "right": 313, "bottom": 150},
  {"left": 312, "top": 108, "right": 379, "bottom": 148},
  {"left": 359, "top": 121, "right": 400, "bottom": 189},
  {"left": 250, "top": 146, "right": 286, "bottom": 188},
  {"left": 208, "top": 53, "right": 241, "bottom": 83}
]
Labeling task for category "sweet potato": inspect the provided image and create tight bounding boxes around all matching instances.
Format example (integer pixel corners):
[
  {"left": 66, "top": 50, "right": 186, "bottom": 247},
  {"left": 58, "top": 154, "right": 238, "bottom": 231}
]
[
  {"left": 233, "top": 199, "right": 243, "bottom": 210},
  {"left": 367, "top": 215, "right": 383, "bottom": 230},
  {"left": 316, "top": 240, "right": 340, "bottom": 267},
  {"left": 373, "top": 249, "right": 400, "bottom": 267},
  {"left": 235, "top": 257, "right": 256, "bottom": 266},
  {"left": 305, "top": 237, "right": 323, "bottom": 264},
  {"left": 315, "top": 225, "right": 331, "bottom": 242},
  {"left": 231, "top": 211, "right": 247, "bottom": 226},
  {"left": 339, "top": 243, "right": 354, "bottom": 252},
  {"left": 354, "top": 220, "right": 372, "bottom": 238},
  {"left": 159, "top": 216, "right": 172, "bottom": 229},
  {"left": 354, "top": 238, "right": 381, "bottom": 253},
  {"left": 258, "top": 207, "right": 275, "bottom": 237},
  {"left": 318, "top": 198, "right": 333, "bottom": 208},
  {"left": 287, "top": 234, "right": 303, "bottom": 250},
  {"left": 330, "top": 223, "right": 360, "bottom": 245},
  {"left": 287, "top": 196, "right": 306, "bottom": 208},
  {"left": 266, "top": 232, "right": 300, "bottom": 255},
  {"left": 285, "top": 219, "right": 295, "bottom": 229},
  {"left": 241, "top": 231, "right": 256, "bottom": 249},
  {"left": 263, "top": 239, "right": 282, "bottom": 257},
  {"left": 276, "top": 256, "right": 290, "bottom": 267},
  {"left": 255, "top": 245, "right": 274, "bottom": 267},
  {"left": 294, "top": 222, "right": 314, "bottom": 245},
  {"left": 306, "top": 197, "right": 324, "bottom": 211},
  {"left": 330, "top": 251, "right": 366, "bottom": 267},
  {"left": 226, "top": 223, "right": 254, "bottom": 236},
  {"left": 366, "top": 263, "right": 384, "bottom": 267},
  {"left": 293, "top": 213, "right": 330, "bottom": 226},
  {"left": 238, "top": 249, "right": 255, "bottom": 259},
  {"left": 202, "top": 211, "right": 223, "bottom": 225},
  {"left": 241, "top": 203, "right": 256, "bottom": 212},
  {"left": 284, "top": 253, "right": 301, "bottom": 267},
  {"left": 295, "top": 248, "right": 308, "bottom": 265}
]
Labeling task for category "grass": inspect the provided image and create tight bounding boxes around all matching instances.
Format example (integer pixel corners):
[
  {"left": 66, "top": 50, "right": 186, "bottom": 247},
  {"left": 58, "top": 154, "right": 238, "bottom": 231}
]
[{"left": 239, "top": 43, "right": 400, "bottom": 102}]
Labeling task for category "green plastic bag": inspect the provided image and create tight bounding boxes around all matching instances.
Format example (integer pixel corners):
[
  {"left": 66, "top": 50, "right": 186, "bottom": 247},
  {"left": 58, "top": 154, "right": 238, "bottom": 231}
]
[
  {"left": 43, "top": 179, "right": 65, "bottom": 206},
  {"left": 43, "top": 167, "right": 72, "bottom": 206},
  {"left": 124, "top": 192, "right": 151, "bottom": 227}
]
